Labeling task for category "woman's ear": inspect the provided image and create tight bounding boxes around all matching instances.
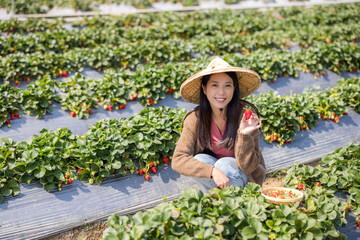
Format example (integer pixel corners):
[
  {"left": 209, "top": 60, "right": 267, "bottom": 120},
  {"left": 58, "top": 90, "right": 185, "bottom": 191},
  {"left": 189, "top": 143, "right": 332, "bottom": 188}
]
[{"left": 201, "top": 84, "right": 207, "bottom": 95}]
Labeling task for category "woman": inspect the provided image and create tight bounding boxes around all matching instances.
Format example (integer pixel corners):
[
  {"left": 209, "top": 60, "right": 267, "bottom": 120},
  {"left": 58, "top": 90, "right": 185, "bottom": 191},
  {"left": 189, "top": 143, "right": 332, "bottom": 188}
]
[{"left": 172, "top": 57, "right": 266, "bottom": 189}]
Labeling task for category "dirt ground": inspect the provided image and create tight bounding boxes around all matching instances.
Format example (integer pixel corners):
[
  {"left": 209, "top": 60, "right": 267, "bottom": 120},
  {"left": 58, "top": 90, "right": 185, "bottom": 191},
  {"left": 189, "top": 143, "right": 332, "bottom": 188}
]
[{"left": 42, "top": 175, "right": 285, "bottom": 240}]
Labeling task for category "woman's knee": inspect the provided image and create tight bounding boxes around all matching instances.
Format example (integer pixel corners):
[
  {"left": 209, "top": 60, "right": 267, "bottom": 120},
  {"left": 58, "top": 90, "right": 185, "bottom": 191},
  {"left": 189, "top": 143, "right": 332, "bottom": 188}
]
[
  {"left": 215, "top": 157, "right": 248, "bottom": 183},
  {"left": 194, "top": 153, "right": 217, "bottom": 165}
]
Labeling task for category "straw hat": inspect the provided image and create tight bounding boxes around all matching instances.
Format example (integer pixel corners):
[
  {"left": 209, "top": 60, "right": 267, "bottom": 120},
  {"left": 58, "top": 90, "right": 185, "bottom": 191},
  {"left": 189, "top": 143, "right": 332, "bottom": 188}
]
[{"left": 180, "top": 57, "right": 261, "bottom": 104}]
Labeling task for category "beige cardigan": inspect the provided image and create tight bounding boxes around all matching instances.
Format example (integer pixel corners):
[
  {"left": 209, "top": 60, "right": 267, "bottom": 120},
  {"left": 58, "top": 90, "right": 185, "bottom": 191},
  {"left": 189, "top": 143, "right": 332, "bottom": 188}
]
[{"left": 172, "top": 106, "right": 266, "bottom": 186}]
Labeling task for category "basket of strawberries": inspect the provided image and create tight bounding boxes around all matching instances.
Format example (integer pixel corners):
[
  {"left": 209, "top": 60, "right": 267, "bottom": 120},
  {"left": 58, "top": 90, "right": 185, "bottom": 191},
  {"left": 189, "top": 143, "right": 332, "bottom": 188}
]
[{"left": 262, "top": 187, "right": 304, "bottom": 205}]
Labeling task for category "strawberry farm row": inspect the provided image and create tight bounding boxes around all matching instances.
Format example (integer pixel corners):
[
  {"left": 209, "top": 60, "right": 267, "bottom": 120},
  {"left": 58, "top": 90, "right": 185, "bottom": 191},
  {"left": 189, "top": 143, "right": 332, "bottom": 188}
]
[
  {"left": 103, "top": 143, "right": 360, "bottom": 239},
  {"left": 1, "top": 5, "right": 359, "bottom": 56},
  {"left": 0, "top": 106, "right": 186, "bottom": 203},
  {"left": 1, "top": 0, "right": 205, "bottom": 14},
  {"left": 1, "top": 3, "right": 359, "bottom": 36},
  {"left": 1, "top": 40, "right": 359, "bottom": 83},
  {"left": 1, "top": 61, "right": 359, "bottom": 144},
  {"left": 1, "top": 23, "right": 358, "bottom": 57}
]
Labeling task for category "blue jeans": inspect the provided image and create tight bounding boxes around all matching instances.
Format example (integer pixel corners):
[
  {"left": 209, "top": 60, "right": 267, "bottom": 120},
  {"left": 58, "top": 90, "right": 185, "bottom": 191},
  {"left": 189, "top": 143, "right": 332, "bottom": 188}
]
[{"left": 194, "top": 153, "right": 248, "bottom": 188}]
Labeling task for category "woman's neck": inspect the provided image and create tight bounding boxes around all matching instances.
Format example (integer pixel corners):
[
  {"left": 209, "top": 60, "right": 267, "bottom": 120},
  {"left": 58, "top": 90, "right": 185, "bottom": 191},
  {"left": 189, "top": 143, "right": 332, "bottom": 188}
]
[{"left": 212, "top": 107, "right": 227, "bottom": 122}]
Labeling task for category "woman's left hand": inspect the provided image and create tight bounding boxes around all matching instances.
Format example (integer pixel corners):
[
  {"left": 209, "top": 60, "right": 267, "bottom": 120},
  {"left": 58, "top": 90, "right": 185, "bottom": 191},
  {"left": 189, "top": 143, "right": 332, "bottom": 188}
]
[{"left": 239, "top": 112, "right": 262, "bottom": 135}]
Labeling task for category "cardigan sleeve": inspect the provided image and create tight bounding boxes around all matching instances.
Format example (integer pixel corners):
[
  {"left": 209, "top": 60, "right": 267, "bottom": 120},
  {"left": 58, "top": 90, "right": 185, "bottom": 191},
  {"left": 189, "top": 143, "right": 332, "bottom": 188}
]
[
  {"left": 235, "top": 125, "right": 266, "bottom": 185},
  {"left": 171, "top": 112, "right": 214, "bottom": 179}
]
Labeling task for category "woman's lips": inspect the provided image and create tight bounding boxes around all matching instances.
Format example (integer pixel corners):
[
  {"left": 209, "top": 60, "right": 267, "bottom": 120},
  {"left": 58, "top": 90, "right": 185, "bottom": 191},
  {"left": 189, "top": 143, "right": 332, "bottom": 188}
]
[{"left": 215, "top": 98, "right": 226, "bottom": 102}]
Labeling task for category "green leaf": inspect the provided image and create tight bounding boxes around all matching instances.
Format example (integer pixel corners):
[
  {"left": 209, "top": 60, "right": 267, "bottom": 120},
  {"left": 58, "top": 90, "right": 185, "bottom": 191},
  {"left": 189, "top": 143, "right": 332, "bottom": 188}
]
[
  {"left": 241, "top": 226, "right": 256, "bottom": 238},
  {"left": 1, "top": 187, "right": 11, "bottom": 196},
  {"left": 112, "top": 161, "right": 122, "bottom": 169},
  {"left": 54, "top": 169, "right": 65, "bottom": 181}
]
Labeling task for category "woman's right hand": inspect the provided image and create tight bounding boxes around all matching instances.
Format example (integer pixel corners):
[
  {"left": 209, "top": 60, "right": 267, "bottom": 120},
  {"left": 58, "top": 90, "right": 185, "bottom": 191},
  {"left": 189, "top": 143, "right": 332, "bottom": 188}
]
[{"left": 211, "top": 167, "right": 230, "bottom": 189}]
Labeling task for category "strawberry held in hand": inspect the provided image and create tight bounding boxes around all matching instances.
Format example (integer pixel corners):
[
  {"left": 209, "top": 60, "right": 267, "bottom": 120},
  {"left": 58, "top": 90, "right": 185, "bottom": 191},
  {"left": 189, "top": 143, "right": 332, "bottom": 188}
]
[{"left": 244, "top": 108, "right": 252, "bottom": 120}]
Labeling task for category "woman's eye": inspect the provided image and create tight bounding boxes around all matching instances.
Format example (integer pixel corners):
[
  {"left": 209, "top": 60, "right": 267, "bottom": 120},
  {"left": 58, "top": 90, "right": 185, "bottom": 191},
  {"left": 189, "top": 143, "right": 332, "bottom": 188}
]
[
  {"left": 226, "top": 85, "right": 232, "bottom": 87},
  {"left": 212, "top": 84, "right": 218, "bottom": 87}
]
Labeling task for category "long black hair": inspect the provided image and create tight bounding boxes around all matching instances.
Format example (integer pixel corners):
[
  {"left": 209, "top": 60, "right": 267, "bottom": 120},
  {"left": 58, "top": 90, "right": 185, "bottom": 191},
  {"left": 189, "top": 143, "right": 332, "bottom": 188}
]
[{"left": 195, "top": 72, "right": 259, "bottom": 151}]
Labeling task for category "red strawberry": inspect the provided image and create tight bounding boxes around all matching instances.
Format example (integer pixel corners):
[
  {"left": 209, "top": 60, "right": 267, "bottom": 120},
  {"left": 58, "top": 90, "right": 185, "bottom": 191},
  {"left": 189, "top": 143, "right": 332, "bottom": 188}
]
[
  {"left": 97, "top": 99, "right": 100, "bottom": 102},
  {"left": 346, "top": 205, "right": 350, "bottom": 211},
  {"left": 78, "top": 169, "right": 83, "bottom": 173},
  {"left": 169, "top": 89, "right": 173, "bottom": 94},
  {"left": 138, "top": 169, "right": 143, "bottom": 175},
  {"left": 358, "top": 221, "right": 360, "bottom": 228},
  {"left": 298, "top": 184, "right": 304, "bottom": 190},
  {"left": 151, "top": 166, "right": 156, "bottom": 174},
  {"left": 6, "top": 119, "right": 10, "bottom": 124},
  {"left": 15, "top": 81, "right": 20, "bottom": 85},
  {"left": 5, "top": 32, "right": 8, "bottom": 35},
  {"left": 15, "top": 113, "right": 19, "bottom": 118},
  {"left": 107, "top": 106, "right": 113, "bottom": 111},
  {"left": 63, "top": 72, "right": 68, "bottom": 77},
  {"left": 244, "top": 109, "right": 252, "bottom": 120},
  {"left": 131, "top": 97, "right": 136, "bottom": 101},
  {"left": 145, "top": 174, "right": 150, "bottom": 181},
  {"left": 343, "top": 112, "right": 348, "bottom": 115},
  {"left": 149, "top": 161, "right": 154, "bottom": 168},
  {"left": 10, "top": 26, "right": 13, "bottom": 31},
  {"left": 70, "top": 112, "right": 76, "bottom": 117},
  {"left": 68, "top": 179, "right": 73, "bottom": 184},
  {"left": 89, "top": 110, "right": 92, "bottom": 114},
  {"left": 334, "top": 117, "right": 339, "bottom": 123},
  {"left": 123, "top": 105, "right": 126, "bottom": 109},
  {"left": 163, "top": 157, "right": 169, "bottom": 164},
  {"left": 143, "top": 168, "right": 147, "bottom": 173},
  {"left": 11, "top": 116, "right": 15, "bottom": 120}
]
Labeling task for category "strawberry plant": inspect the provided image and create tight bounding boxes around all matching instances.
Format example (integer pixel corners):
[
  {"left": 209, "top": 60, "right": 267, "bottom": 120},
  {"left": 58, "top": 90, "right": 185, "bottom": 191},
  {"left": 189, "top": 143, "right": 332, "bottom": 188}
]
[
  {"left": 73, "top": 118, "right": 134, "bottom": 185},
  {"left": 225, "top": 50, "right": 298, "bottom": 82},
  {"left": 94, "top": 69, "right": 134, "bottom": 110},
  {"left": 19, "top": 76, "right": 57, "bottom": 119},
  {"left": 0, "top": 83, "right": 22, "bottom": 127},
  {"left": 304, "top": 87, "right": 348, "bottom": 121},
  {"left": 333, "top": 78, "right": 360, "bottom": 113},
  {"left": 117, "top": 106, "right": 185, "bottom": 173},
  {"left": 284, "top": 143, "right": 360, "bottom": 215},
  {"left": 246, "top": 90, "right": 318, "bottom": 145},
  {"left": 0, "top": 139, "right": 21, "bottom": 203},
  {"left": 0, "top": 128, "right": 77, "bottom": 192},
  {"left": 55, "top": 73, "right": 98, "bottom": 119}
]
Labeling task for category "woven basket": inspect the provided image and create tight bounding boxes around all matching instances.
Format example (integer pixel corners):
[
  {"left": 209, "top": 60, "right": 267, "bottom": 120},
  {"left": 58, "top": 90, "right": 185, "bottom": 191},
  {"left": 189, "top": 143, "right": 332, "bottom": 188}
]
[{"left": 262, "top": 187, "right": 304, "bottom": 205}]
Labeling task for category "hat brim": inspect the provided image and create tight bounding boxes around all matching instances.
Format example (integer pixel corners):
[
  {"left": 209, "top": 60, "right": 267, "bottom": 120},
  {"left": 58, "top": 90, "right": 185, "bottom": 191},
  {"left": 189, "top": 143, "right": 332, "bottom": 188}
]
[{"left": 180, "top": 67, "right": 261, "bottom": 104}]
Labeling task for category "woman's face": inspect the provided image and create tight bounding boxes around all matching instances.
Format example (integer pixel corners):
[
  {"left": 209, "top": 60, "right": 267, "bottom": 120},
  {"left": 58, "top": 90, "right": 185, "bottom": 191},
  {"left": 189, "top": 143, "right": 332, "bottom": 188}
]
[{"left": 202, "top": 73, "right": 235, "bottom": 111}]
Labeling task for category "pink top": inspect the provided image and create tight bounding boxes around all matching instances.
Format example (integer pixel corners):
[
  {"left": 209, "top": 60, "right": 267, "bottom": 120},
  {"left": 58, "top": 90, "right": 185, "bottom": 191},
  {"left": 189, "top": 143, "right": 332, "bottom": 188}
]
[{"left": 210, "top": 117, "right": 235, "bottom": 159}]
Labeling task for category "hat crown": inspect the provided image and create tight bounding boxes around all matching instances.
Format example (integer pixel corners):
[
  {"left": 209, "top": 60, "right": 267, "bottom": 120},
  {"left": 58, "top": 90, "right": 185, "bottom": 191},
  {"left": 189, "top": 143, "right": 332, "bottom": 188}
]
[{"left": 206, "top": 57, "right": 231, "bottom": 70}]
